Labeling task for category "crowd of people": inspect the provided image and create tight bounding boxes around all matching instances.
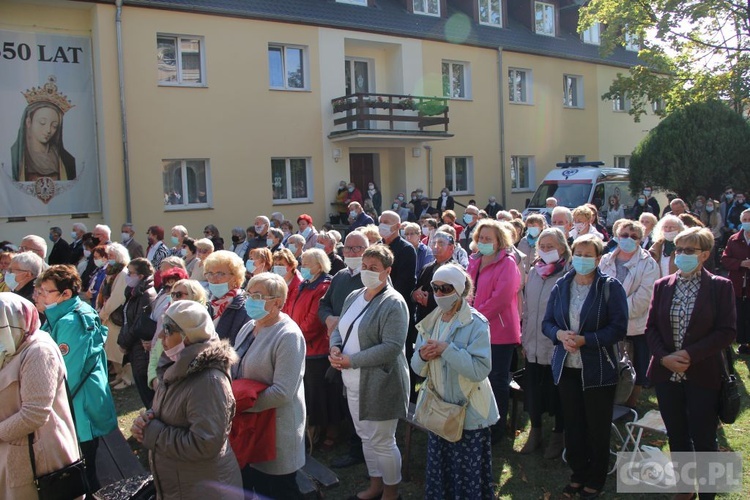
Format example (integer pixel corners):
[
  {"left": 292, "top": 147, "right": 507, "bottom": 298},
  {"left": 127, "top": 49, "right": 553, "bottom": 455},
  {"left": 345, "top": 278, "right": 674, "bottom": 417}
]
[{"left": 0, "top": 181, "right": 745, "bottom": 499}]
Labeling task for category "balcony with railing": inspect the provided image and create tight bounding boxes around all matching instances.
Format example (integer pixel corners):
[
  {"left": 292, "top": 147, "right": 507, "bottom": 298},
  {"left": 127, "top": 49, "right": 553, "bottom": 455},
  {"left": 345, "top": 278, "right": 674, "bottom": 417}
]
[{"left": 328, "top": 93, "right": 454, "bottom": 141}]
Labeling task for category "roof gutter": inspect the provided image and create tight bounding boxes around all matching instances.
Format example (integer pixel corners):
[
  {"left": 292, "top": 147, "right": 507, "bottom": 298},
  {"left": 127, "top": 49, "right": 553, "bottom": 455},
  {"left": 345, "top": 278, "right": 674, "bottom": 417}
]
[{"left": 115, "top": 0, "right": 132, "bottom": 222}]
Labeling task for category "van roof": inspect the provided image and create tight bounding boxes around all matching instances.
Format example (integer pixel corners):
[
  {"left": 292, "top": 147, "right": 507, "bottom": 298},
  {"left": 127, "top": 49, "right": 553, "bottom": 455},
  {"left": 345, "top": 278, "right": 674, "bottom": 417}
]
[{"left": 542, "top": 166, "right": 629, "bottom": 183}]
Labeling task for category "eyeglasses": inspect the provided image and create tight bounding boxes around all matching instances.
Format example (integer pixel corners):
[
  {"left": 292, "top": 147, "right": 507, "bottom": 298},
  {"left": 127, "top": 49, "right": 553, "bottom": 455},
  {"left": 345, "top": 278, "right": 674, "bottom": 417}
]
[
  {"left": 9, "top": 268, "right": 29, "bottom": 274},
  {"left": 170, "top": 291, "right": 187, "bottom": 299},
  {"left": 18, "top": 246, "right": 41, "bottom": 253},
  {"left": 431, "top": 283, "right": 455, "bottom": 294},
  {"left": 343, "top": 245, "right": 365, "bottom": 253},
  {"left": 247, "top": 292, "right": 278, "bottom": 301},
  {"left": 38, "top": 287, "right": 60, "bottom": 296},
  {"left": 674, "top": 247, "right": 703, "bottom": 255},
  {"left": 404, "top": 232, "right": 419, "bottom": 237},
  {"left": 617, "top": 233, "right": 638, "bottom": 240},
  {"left": 203, "top": 271, "right": 228, "bottom": 279}
]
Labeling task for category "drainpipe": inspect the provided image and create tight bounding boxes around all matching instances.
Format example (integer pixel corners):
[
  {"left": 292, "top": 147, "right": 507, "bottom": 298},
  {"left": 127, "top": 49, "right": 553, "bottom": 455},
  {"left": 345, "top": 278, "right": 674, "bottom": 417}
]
[
  {"left": 116, "top": 0, "right": 132, "bottom": 222},
  {"left": 424, "top": 145, "right": 433, "bottom": 199},
  {"left": 497, "top": 47, "right": 507, "bottom": 209}
]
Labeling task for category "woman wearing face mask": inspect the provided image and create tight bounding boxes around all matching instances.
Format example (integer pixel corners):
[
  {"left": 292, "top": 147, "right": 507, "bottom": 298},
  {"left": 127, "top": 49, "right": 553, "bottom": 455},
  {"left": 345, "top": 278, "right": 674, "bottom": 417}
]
[
  {"left": 402, "top": 222, "right": 435, "bottom": 278},
  {"left": 273, "top": 248, "right": 303, "bottom": 316},
  {"left": 181, "top": 237, "right": 199, "bottom": 275},
  {"left": 466, "top": 220, "right": 521, "bottom": 442},
  {"left": 99, "top": 243, "right": 133, "bottom": 390},
  {"left": 169, "top": 225, "right": 188, "bottom": 256},
  {"left": 519, "top": 228, "right": 570, "bottom": 458},
  {"left": 118, "top": 257, "right": 158, "bottom": 407},
  {"left": 38, "top": 265, "right": 118, "bottom": 494},
  {"left": 700, "top": 198, "right": 723, "bottom": 240},
  {"left": 598, "top": 220, "right": 660, "bottom": 409},
  {"left": 366, "top": 182, "right": 382, "bottom": 215},
  {"left": 570, "top": 205, "right": 604, "bottom": 241},
  {"left": 411, "top": 264, "right": 499, "bottom": 499},
  {"left": 421, "top": 218, "right": 440, "bottom": 248},
  {"left": 189, "top": 238, "right": 214, "bottom": 285},
  {"left": 246, "top": 248, "right": 272, "bottom": 279},
  {"left": 542, "top": 234, "right": 628, "bottom": 499},
  {"left": 78, "top": 233, "right": 100, "bottom": 290},
  {"left": 518, "top": 214, "right": 547, "bottom": 274},
  {"left": 329, "top": 245, "right": 409, "bottom": 500},
  {"left": 437, "top": 187, "right": 454, "bottom": 217},
  {"left": 84, "top": 245, "right": 109, "bottom": 306},
  {"left": 290, "top": 249, "right": 341, "bottom": 450},
  {"left": 638, "top": 213, "right": 658, "bottom": 250},
  {"left": 649, "top": 215, "right": 685, "bottom": 277},
  {"left": 647, "top": 228, "right": 736, "bottom": 500},
  {"left": 202, "top": 251, "right": 250, "bottom": 346},
  {"left": 131, "top": 301, "right": 243, "bottom": 500},
  {"left": 233, "top": 273, "right": 306, "bottom": 499}
]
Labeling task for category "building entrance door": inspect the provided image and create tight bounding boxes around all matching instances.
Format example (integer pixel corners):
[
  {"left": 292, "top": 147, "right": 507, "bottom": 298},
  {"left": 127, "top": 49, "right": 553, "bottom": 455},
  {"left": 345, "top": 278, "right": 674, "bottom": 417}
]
[{"left": 349, "top": 154, "right": 374, "bottom": 197}]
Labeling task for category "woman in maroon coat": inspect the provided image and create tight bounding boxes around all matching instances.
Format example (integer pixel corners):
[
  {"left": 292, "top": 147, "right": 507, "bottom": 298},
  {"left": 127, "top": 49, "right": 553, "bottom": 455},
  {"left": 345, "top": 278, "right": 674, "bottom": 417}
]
[
  {"left": 646, "top": 227, "right": 736, "bottom": 500},
  {"left": 720, "top": 207, "right": 750, "bottom": 353},
  {"left": 290, "top": 248, "right": 342, "bottom": 449}
]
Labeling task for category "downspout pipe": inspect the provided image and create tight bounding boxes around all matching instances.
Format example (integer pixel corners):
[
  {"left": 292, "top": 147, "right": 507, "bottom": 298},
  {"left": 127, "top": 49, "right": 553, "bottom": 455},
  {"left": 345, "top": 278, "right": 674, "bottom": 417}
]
[
  {"left": 497, "top": 47, "right": 507, "bottom": 210},
  {"left": 116, "top": 0, "right": 132, "bottom": 222},
  {"left": 424, "top": 145, "right": 433, "bottom": 200}
]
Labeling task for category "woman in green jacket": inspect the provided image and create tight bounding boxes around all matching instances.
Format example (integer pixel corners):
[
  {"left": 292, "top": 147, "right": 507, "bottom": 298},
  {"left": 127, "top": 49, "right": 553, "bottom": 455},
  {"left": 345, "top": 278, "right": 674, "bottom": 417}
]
[{"left": 38, "top": 264, "right": 118, "bottom": 494}]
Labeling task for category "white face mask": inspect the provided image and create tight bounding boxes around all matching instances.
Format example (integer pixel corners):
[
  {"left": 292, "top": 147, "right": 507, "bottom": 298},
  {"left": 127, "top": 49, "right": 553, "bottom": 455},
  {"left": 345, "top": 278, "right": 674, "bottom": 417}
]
[
  {"left": 574, "top": 222, "right": 586, "bottom": 233},
  {"left": 537, "top": 248, "right": 560, "bottom": 264},
  {"left": 434, "top": 292, "right": 459, "bottom": 312},
  {"left": 422, "top": 227, "right": 431, "bottom": 236},
  {"left": 164, "top": 340, "right": 186, "bottom": 362},
  {"left": 378, "top": 223, "right": 393, "bottom": 239},
  {"left": 121, "top": 232, "right": 130, "bottom": 243},
  {"left": 344, "top": 256, "right": 362, "bottom": 272},
  {"left": 663, "top": 230, "right": 678, "bottom": 242},
  {"left": 360, "top": 269, "right": 383, "bottom": 289}
]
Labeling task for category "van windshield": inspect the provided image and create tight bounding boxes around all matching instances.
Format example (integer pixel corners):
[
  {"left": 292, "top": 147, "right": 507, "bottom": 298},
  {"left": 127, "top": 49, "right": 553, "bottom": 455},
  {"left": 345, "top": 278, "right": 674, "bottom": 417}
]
[{"left": 529, "top": 182, "right": 592, "bottom": 209}]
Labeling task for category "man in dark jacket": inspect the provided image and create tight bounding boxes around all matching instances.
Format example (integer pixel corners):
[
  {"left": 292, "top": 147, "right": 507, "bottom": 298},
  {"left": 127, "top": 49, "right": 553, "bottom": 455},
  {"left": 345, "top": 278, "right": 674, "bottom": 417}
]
[
  {"left": 317, "top": 231, "right": 345, "bottom": 275},
  {"left": 378, "top": 211, "right": 416, "bottom": 303},
  {"left": 121, "top": 223, "right": 145, "bottom": 259},
  {"left": 348, "top": 202, "right": 374, "bottom": 231},
  {"left": 47, "top": 227, "right": 71, "bottom": 265},
  {"left": 69, "top": 222, "right": 87, "bottom": 264},
  {"left": 484, "top": 196, "right": 503, "bottom": 219}
]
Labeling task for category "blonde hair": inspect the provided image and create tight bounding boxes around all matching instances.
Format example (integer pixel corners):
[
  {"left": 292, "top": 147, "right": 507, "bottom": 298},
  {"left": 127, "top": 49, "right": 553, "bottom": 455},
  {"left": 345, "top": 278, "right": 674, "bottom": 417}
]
[
  {"left": 249, "top": 247, "right": 273, "bottom": 272},
  {"left": 614, "top": 220, "right": 645, "bottom": 240},
  {"left": 358, "top": 224, "right": 382, "bottom": 245},
  {"left": 203, "top": 250, "right": 245, "bottom": 289},
  {"left": 195, "top": 238, "right": 215, "bottom": 252},
  {"left": 273, "top": 248, "right": 298, "bottom": 270},
  {"left": 674, "top": 227, "right": 714, "bottom": 252},
  {"left": 572, "top": 205, "right": 593, "bottom": 222},
  {"left": 301, "top": 248, "right": 332, "bottom": 274},
  {"left": 571, "top": 233, "right": 604, "bottom": 257},
  {"left": 171, "top": 279, "right": 207, "bottom": 305},
  {"left": 470, "top": 220, "right": 513, "bottom": 253},
  {"left": 107, "top": 242, "right": 130, "bottom": 266}
]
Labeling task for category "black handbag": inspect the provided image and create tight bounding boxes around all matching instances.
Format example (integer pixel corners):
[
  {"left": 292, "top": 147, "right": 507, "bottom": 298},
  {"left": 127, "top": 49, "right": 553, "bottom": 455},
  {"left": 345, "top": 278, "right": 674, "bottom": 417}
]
[
  {"left": 94, "top": 473, "right": 155, "bottom": 500},
  {"left": 718, "top": 347, "right": 741, "bottom": 424},
  {"left": 109, "top": 305, "right": 125, "bottom": 327},
  {"left": 28, "top": 380, "right": 89, "bottom": 500}
]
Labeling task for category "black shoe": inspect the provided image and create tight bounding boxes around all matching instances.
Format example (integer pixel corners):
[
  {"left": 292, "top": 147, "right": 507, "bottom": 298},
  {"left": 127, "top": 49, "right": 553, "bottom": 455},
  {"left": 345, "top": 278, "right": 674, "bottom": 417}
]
[
  {"left": 579, "top": 488, "right": 601, "bottom": 499},
  {"left": 562, "top": 483, "right": 584, "bottom": 498},
  {"left": 330, "top": 454, "right": 365, "bottom": 468}
]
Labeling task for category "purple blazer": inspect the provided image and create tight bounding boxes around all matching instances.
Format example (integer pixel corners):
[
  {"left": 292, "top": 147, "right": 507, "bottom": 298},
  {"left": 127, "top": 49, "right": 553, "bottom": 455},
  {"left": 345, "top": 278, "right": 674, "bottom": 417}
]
[{"left": 645, "top": 269, "right": 736, "bottom": 390}]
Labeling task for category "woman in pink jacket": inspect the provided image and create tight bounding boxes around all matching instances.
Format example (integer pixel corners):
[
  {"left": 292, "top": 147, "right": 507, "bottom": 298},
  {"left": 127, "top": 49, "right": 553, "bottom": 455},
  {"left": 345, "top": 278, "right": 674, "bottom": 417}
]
[{"left": 467, "top": 220, "right": 521, "bottom": 442}]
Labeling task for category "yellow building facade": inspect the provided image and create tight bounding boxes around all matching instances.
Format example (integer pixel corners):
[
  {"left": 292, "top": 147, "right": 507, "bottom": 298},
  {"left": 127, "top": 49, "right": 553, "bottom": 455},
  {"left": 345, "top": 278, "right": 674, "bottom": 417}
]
[{"left": 0, "top": 0, "right": 660, "bottom": 245}]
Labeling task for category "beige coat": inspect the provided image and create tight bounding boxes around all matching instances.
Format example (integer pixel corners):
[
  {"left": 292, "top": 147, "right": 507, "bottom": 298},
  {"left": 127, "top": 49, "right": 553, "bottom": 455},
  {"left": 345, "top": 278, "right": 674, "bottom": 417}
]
[
  {"left": 101, "top": 269, "right": 128, "bottom": 364},
  {"left": 0, "top": 331, "right": 80, "bottom": 499},
  {"left": 142, "top": 339, "right": 242, "bottom": 500}
]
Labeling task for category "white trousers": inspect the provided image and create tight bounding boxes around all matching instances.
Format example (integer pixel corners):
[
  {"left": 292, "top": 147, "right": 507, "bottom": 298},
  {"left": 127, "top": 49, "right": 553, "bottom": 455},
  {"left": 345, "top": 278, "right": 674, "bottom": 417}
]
[{"left": 345, "top": 378, "right": 402, "bottom": 485}]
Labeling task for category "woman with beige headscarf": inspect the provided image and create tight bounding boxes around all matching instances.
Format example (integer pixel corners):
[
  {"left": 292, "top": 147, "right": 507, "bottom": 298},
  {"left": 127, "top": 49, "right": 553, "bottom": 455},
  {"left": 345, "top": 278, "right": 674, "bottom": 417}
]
[{"left": 0, "top": 293, "right": 80, "bottom": 498}]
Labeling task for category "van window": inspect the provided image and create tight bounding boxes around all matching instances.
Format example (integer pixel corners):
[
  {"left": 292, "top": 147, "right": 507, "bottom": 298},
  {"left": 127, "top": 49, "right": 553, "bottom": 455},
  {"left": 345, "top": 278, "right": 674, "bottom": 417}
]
[
  {"left": 599, "top": 181, "right": 635, "bottom": 216},
  {"left": 528, "top": 182, "right": 592, "bottom": 209}
]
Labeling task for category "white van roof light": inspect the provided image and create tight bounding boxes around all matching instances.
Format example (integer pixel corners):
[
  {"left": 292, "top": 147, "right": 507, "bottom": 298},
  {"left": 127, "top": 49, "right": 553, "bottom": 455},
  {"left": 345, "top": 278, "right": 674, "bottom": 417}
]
[{"left": 555, "top": 161, "right": 605, "bottom": 168}]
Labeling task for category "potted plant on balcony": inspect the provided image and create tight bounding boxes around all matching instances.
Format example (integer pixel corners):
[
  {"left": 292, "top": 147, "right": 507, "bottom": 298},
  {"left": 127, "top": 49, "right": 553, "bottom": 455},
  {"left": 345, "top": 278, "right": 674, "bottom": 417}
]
[
  {"left": 332, "top": 97, "right": 353, "bottom": 113},
  {"left": 397, "top": 96, "right": 416, "bottom": 110},
  {"left": 417, "top": 99, "right": 448, "bottom": 116}
]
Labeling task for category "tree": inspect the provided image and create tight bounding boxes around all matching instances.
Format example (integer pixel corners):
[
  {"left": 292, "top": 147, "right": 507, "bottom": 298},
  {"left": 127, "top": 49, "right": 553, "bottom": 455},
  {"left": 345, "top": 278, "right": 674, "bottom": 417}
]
[
  {"left": 579, "top": 0, "right": 750, "bottom": 121},
  {"left": 629, "top": 101, "right": 750, "bottom": 201}
]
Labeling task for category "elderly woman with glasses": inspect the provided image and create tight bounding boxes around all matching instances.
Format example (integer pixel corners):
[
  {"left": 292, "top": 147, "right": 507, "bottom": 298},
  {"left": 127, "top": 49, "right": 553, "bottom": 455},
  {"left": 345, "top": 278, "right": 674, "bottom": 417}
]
[
  {"left": 647, "top": 227, "right": 736, "bottom": 500},
  {"left": 190, "top": 238, "right": 215, "bottom": 284},
  {"left": 411, "top": 264, "right": 498, "bottom": 499},
  {"left": 202, "top": 251, "right": 250, "bottom": 346},
  {"left": 0, "top": 294, "right": 81, "bottom": 499},
  {"left": 329, "top": 244, "right": 409, "bottom": 500},
  {"left": 233, "top": 273, "right": 306, "bottom": 499},
  {"left": 131, "top": 301, "right": 242, "bottom": 500}
]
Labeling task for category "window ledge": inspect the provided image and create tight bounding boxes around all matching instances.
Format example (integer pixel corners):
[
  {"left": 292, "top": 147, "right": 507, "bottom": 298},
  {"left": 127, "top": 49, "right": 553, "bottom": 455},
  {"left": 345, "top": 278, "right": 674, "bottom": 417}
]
[
  {"left": 164, "top": 204, "right": 212, "bottom": 211},
  {"left": 158, "top": 83, "right": 208, "bottom": 88},
  {"left": 269, "top": 87, "right": 312, "bottom": 93},
  {"left": 445, "top": 97, "right": 473, "bottom": 102},
  {"left": 273, "top": 199, "right": 313, "bottom": 206},
  {"left": 479, "top": 22, "right": 503, "bottom": 29},
  {"left": 509, "top": 101, "right": 534, "bottom": 106},
  {"left": 563, "top": 105, "right": 585, "bottom": 110},
  {"left": 511, "top": 188, "right": 535, "bottom": 193}
]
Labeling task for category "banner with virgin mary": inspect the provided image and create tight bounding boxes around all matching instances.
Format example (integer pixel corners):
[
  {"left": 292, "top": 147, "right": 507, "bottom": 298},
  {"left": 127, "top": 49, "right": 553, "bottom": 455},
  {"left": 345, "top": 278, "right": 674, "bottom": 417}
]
[{"left": 0, "top": 29, "right": 102, "bottom": 216}]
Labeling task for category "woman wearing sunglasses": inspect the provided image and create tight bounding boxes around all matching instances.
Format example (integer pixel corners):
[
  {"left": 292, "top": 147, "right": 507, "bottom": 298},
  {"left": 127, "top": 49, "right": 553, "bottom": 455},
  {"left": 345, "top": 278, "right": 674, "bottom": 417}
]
[
  {"left": 647, "top": 227, "right": 736, "bottom": 500},
  {"left": 411, "top": 263, "right": 498, "bottom": 499}
]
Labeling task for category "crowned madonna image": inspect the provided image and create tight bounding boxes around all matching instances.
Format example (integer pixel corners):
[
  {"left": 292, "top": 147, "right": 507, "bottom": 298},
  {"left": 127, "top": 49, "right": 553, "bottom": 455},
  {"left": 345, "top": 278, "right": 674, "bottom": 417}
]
[{"left": 10, "top": 75, "right": 76, "bottom": 182}]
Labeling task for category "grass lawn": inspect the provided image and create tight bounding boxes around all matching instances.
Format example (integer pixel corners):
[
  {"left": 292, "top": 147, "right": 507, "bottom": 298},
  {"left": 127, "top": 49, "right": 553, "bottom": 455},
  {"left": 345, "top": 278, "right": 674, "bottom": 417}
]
[{"left": 114, "top": 356, "right": 750, "bottom": 499}]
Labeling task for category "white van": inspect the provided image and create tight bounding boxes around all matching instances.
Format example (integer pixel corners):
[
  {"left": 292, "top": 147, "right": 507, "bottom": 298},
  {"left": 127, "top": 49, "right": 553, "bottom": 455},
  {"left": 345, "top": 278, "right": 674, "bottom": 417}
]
[{"left": 522, "top": 162, "right": 635, "bottom": 220}]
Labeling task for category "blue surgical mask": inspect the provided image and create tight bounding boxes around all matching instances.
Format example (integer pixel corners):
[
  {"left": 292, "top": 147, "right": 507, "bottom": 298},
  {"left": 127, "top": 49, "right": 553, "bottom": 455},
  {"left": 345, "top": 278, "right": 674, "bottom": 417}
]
[
  {"left": 208, "top": 282, "right": 230, "bottom": 298},
  {"left": 44, "top": 301, "right": 59, "bottom": 311},
  {"left": 674, "top": 254, "right": 700, "bottom": 274},
  {"left": 617, "top": 236, "right": 638, "bottom": 253},
  {"left": 527, "top": 227, "right": 540, "bottom": 238},
  {"left": 706, "top": 205, "right": 715, "bottom": 213},
  {"left": 171, "top": 236, "right": 179, "bottom": 245},
  {"left": 301, "top": 227, "right": 311, "bottom": 238},
  {"left": 350, "top": 210, "right": 358, "bottom": 219},
  {"left": 477, "top": 242, "right": 495, "bottom": 256},
  {"left": 742, "top": 222, "right": 750, "bottom": 232},
  {"left": 4, "top": 272, "right": 18, "bottom": 291},
  {"left": 245, "top": 260, "right": 256, "bottom": 273},
  {"left": 315, "top": 243, "right": 326, "bottom": 250},
  {"left": 463, "top": 214, "right": 474, "bottom": 224},
  {"left": 48, "top": 234, "right": 55, "bottom": 242},
  {"left": 300, "top": 267, "right": 313, "bottom": 281},
  {"left": 108, "top": 259, "right": 117, "bottom": 266},
  {"left": 244, "top": 297, "right": 269, "bottom": 320},
  {"left": 273, "top": 265, "right": 287, "bottom": 276},
  {"left": 288, "top": 244, "right": 298, "bottom": 255},
  {"left": 266, "top": 238, "right": 274, "bottom": 248},
  {"left": 572, "top": 256, "right": 597, "bottom": 275},
  {"left": 637, "top": 198, "right": 646, "bottom": 206},
  {"left": 180, "top": 248, "right": 187, "bottom": 257}
]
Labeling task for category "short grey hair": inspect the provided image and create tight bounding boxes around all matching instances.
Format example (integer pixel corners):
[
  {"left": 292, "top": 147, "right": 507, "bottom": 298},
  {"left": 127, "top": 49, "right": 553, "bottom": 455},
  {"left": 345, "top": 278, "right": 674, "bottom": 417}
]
[
  {"left": 11, "top": 251, "right": 45, "bottom": 277},
  {"left": 94, "top": 224, "right": 112, "bottom": 239},
  {"left": 268, "top": 227, "right": 283, "bottom": 241},
  {"left": 72, "top": 222, "right": 88, "bottom": 233},
  {"left": 301, "top": 248, "right": 331, "bottom": 274},
  {"left": 246, "top": 272, "right": 289, "bottom": 307},
  {"left": 287, "top": 234, "right": 305, "bottom": 248},
  {"left": 107, "top": 242, "right": 131, "bottom": 266},
  {"left": 231, "top": 226, "right": 245, "bottom": 236},
  {"left": 171, "top": 225, "right": 188, "bottom": 237},
  {"left": 552, "top": 206, "right": 574, "bottom": 223},
  {"left": 195, "top": 238, "right": 214, "bottom": 252},
  {"left": 160, "top": 256, "right": 187, "bottom": 271},
  {"left": 537, "top": 228, "right": 571, "bottom": 263},
  {"left": 495, "top": 210, "right": 513, "bottom": 221},
  {"left": 255, "top": 215, "right": 270, "bottom": 226},
  {"left": 20, "top": 235, "right": 47, "bottom": 258}
]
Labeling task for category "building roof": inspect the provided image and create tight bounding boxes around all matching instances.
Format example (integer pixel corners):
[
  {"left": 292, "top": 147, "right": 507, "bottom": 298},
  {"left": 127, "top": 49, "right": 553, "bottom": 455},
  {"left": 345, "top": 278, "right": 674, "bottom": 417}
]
[{"left": 123, "top": 0, "right": 642, "bottom": 68}]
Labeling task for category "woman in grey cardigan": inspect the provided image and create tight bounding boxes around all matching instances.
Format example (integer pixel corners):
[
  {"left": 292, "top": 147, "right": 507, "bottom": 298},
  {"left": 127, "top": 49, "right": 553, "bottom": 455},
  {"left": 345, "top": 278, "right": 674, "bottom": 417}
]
[{"left": 329, "top": 244, "right": 409, "bottom": 500}]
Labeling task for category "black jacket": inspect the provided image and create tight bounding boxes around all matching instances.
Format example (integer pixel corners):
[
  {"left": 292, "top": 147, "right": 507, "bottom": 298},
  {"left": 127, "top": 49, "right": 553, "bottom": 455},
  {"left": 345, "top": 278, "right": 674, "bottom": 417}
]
[
  {"left": 118, "top": 277, "right": 157, "bottom": 351},
  {"left": 387, "top": 236, "right": 417, "bottom": 305},
  {"left": 209, "top": 292, "right": 250, "bottom": 346},
  {"left": 48, "top": 238, "right": 71, "bottom": 265}
]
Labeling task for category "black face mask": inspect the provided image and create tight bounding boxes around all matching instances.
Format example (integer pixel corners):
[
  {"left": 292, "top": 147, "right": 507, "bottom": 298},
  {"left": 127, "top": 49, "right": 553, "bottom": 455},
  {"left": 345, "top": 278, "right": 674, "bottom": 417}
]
[{"left": 231, "top": 236, "right": 240, "bottom": 243}]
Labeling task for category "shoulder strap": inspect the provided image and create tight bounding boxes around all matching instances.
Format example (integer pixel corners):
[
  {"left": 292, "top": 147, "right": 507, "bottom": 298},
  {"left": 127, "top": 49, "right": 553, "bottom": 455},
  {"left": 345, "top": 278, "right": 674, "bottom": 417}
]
[
  {"left": 604, "top": 277, "right": 611, "bottom": 303},
  {"left": 341, "top": 287, "right": 387, "bottom": 350}
]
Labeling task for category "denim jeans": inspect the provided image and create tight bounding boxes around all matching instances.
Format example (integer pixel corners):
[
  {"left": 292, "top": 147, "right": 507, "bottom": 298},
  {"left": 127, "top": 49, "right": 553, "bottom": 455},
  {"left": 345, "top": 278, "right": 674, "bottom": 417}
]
[{"left": 488, "top": 344, "right": 515, "bottom": 432}]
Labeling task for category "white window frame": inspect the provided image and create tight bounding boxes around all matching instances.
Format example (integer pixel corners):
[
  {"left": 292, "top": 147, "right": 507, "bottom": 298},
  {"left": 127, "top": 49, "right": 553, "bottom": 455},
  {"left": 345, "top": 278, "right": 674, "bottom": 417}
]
[
  {"left": 337, "top": 0, "right": 368, "bottom": 5},
  {"left": 444, "top": 157, "right": 474, "bottom": 195},
  {"left": 478, "top": 0, "right": 503, "bottom": 27},
  {"left": 268, "top": 44, "right": 309, "bottom": 91},
  {"left": 413, "top": 0, "right": 440, "bottom": 16},
  {"left": 271, "top": 157, "right": 313, "bottom": 204},
  {"left": 612, "top": 93, "right": 631, "bottom": 112},
  {"left": 162, "top": 159, "right": 212, "bottom": 211},
  {"left": 442, "top": 60, "right": 471, "bottom": 100},
  {"left": 510, "top": 156, "right": 534, "bottom": 192},
  {"left": 534, "top": 1, "right": 555, "bottom": 37},
  {"left": 614, "top": 155, "right": 631, "bottom": 169},
  {"left": 625, "top": 32, "right": 640, "bottom": 51},
  {"left": 563, "top": 74, "right": 584, "bottom": 109},
  {"left": 508, "top": 68, "right": 532, "bottom": 104},
  {"left": 157, "top": 34, "right": 206, "bottom": 87},
  {"left": 582, "top": 23, "right": 600, "bottom": 45}
]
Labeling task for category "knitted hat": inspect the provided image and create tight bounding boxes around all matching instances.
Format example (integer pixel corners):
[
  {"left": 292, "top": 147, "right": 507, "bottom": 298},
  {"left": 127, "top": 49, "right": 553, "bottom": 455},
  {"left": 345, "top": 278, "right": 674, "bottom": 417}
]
[
  {"left": 431, "top": 263, "right": 467, "bottom": 295},
  {"left": 164, "top": 301, "right": 215, "bottom": 343}
]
